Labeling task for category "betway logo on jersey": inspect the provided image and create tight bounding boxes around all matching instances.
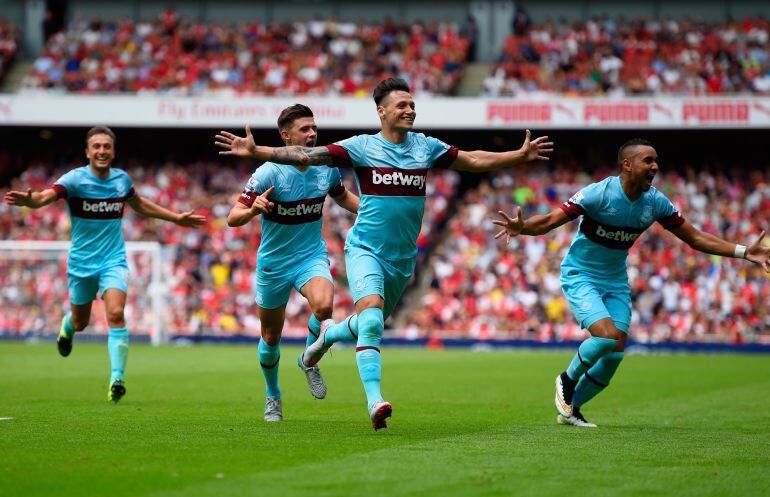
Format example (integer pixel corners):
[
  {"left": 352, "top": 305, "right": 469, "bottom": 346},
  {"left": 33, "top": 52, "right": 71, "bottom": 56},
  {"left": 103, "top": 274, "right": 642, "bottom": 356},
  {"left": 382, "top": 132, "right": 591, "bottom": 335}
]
[
  {"left": 357, "top": 167, "right": 429, "bottom": 197},
  {"left": 68, "top": 197, "right": 127, "bottom": 220},
  {"left": 595, "top": 225, "right": 641, "bottom": 243},
  {"left": 264, "top": 196, "right": 325, "bottom": 225},
  {"left": 580, "top": 215, "right": 647, "bottom": 250},
  {"left": 277, "top": 202, "right": 322, "bottom": 217}
]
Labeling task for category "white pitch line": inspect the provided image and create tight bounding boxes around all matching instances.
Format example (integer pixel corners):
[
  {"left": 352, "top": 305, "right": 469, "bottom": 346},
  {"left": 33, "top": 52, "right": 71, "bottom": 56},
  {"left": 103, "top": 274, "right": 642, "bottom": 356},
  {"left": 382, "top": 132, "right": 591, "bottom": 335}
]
[{"left": 0, "top": 417, "right": 15, "bottom": 421}]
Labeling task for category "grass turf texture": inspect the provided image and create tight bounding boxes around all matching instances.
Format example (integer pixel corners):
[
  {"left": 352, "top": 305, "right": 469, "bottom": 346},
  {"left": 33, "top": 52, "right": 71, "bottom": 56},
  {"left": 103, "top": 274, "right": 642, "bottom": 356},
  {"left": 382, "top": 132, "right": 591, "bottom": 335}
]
[{"left": 1, "top": 343, "right": 769, "bottom": 497}]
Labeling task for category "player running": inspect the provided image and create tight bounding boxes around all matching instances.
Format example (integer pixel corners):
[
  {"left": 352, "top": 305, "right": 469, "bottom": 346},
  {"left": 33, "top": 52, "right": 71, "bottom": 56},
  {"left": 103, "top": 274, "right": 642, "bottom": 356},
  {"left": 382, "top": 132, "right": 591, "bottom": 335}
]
[
  {"left": 4, "top": 126, "right": 206, "bottom": 402},
  {"left": 215, "top": 78, "right": 552, "bottom": 429},
  {"left": 225, "top": 104, "right": 359, "bottom": 422},
  {"left": 492, "top": 138, "right": 770, "bottom": 427}
]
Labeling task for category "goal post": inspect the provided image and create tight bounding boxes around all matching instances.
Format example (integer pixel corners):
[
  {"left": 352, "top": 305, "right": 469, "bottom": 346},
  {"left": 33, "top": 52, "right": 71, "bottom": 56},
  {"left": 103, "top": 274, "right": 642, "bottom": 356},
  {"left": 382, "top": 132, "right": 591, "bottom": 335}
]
[{"left": 0, "top": 240, "right": 167, "bottom": 345}]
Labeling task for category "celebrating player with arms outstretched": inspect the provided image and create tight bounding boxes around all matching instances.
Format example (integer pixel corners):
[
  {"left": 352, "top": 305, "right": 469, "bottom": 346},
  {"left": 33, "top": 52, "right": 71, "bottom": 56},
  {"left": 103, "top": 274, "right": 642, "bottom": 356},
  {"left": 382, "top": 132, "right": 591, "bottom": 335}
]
[
  {"left": 216, "top": 78, "right": 553, "bottom": 429},
  {"left": 493, "top": 138, "right": 770, "bottom": 427},
  {"left": 4, "top": 127, "right": 205, "bottom": 402},
  {"left": 225, "top": 104, "right": 359, "bottom": 422}
]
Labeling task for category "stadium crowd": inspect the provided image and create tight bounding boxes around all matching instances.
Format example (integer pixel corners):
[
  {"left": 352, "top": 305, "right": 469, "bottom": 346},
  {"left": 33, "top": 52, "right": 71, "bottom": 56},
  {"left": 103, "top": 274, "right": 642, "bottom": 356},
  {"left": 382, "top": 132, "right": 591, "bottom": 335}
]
[
  {"left": 0, "top": 160, "right": 459, "bottom": 337},
  {"left": 405, "top": 166, "right": 770, "bottom": 344},
  {"left": 484, "top": 14, "right": 770, "bottom": 96},
  {"left": 21, "top": 11, "right": 471, "bottom": 96},
  {"left": 0, "top": 18, "right": 19, "bottom": 84}
]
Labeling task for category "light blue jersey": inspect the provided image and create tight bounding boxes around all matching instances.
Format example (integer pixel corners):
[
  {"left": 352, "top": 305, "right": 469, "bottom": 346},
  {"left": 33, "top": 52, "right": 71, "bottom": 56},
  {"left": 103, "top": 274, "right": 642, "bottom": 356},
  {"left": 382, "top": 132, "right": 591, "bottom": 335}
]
[
  {"left": 326, "top": 132, "right": 458, "bottom": 263},
  {"left": 53, "top": 166, "right": 136, "bottom": 278},
  {"left": 560, "top": 175, "right": 685, "bottom": 280},
  {"left": 239, "top": 163, "right": 345, "bottom": 272}
]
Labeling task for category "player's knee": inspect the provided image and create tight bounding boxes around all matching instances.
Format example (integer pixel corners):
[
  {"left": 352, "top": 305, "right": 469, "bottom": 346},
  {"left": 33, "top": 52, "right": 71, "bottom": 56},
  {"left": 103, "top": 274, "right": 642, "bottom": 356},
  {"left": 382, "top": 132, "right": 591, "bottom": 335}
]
[
  {"left": 106, "top": 309, "right": 125, "bottom": 327},
  {"left": 312, "top": 304, "right": 333, "bottom": 321}
]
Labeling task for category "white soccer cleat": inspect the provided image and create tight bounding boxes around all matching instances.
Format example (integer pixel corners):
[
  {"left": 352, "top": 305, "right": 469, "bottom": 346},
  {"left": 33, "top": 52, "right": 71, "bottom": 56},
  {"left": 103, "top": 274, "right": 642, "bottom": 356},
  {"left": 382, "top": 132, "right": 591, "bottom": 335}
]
[
  {"left": 555, "top": 373, "right": 574, "bottom": 418},
  {"left": 264, "top": 396, "right": 283, "bottom": 422},
  {"left": 302, "top": 319, "right": 334, "bottom": 367},
  {"left": 556, "top": 409, "right": 597, "bottom": 428},
  {"left": 297, "top": 354, "right": 327, "bottom": 399},
  {"left": 369, "top": 400, "right": 393, "bottom": 431}
]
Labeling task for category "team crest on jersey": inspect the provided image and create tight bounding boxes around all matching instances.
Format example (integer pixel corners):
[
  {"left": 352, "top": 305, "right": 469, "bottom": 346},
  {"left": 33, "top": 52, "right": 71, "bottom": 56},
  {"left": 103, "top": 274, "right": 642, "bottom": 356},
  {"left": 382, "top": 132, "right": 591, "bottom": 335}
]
[
  {"left": 317, "top": 176, "right": 330, "bottom": 192},
  {"left": 413, "top": 146, "right": 429, "bottom": 162},
  {"left": 641, "top": 206, "right": 653, "bottom": 223}
]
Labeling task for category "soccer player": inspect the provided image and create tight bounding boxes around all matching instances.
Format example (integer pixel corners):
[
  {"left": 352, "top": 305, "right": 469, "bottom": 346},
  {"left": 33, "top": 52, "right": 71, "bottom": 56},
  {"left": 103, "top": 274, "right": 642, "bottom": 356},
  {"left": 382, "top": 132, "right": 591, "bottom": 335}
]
[
  {"left": 4, "top": 126, "right": 205, "bottom": 402},
  {"left": 492, "top": 138, "right": 770, "bottom": 427},
  {"left": 215, "top": 78, "right": 553, "bottom": 429},
  {"left": 225, "top": 104, "right": 359, "bottom": 422}
]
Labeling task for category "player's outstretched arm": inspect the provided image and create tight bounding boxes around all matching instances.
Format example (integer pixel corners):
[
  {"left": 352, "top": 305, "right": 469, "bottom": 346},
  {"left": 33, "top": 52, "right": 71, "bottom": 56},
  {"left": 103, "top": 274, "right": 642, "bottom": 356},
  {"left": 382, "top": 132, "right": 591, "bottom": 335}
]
[
  {"left": 127, "top": 195, "right": 206, "bottom": 227},
  {"left": 492, "top": 206, "right": 571, "bottom": 244},
  {"left": 227, "top": 186, "right": 275, "bottom": 227},
  {"left": 331, "top": 189, "right": 360, "bottom": 214},
  {"left": 450, "top": 130, "right": 553, "bottom": 173},
  {"left": 4, "top": 188, "right": 58, "bottom": 209},
  {"left": 215, "top": 125, "right": 334, "bottom": 167},
  {"left": 671, "top": 222, "right": 770, "bottom": 272}
]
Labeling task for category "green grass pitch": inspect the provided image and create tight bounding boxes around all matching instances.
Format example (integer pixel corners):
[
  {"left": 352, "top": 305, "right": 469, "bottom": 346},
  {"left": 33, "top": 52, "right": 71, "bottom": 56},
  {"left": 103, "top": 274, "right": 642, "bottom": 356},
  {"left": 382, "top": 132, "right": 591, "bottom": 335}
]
[{"left": 1, "top": 343, "right": 769, "bottom": 497}]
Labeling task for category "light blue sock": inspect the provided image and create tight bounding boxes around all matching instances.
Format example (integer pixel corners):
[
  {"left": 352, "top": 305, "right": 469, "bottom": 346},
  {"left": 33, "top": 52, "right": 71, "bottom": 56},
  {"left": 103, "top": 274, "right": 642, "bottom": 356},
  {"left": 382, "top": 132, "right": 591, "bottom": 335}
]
[
  {"left": 566, "top": 336, "right": 617, "bottom": 381},
  {"left": 306, "top": 315, "right": 322, "bottom": 348},
  {"left": 258, "top": 339, "right": 281, "bottom": 399},
  {"left": 107, "top": 327, "right": 129, "bottom": 383},
  {"left": 573, "top": 351, "right": 624, "bottom": 408},
  {"left": 61, "top": 312, "right": 76, "bottom": 339},
  {"left": 324, "top": 314, "right": 358, "bottom": 345},
  {"left": 355, "top": 308, "right": 384, "bottom": 409}
]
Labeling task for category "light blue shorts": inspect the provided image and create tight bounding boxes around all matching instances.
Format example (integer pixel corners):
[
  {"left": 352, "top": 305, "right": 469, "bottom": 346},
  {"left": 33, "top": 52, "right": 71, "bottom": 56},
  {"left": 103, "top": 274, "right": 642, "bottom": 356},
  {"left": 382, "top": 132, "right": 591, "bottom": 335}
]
[
  {"left": 561, "top": 273, "right": 631, "bottom": 333},
  {"left": 68, "top": 264, "right": 129, "bottom": 306},
  {"left": 255, "top": 254, "right": 332, "bottom": 310},
  {"left": 345, "top": 244, "right": 414, "bottom": 319}
]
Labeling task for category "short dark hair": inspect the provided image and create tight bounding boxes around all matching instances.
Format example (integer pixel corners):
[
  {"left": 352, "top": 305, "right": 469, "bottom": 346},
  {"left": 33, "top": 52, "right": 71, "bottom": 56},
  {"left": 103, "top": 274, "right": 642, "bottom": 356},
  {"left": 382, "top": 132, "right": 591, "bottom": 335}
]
[
  {"left": 277, "top": 104, "right": 314, "bottom": 130},
  {"left": 86, "top": 126, "right": 116, "bottom": 147},
  {"left": 373, "top": 78, "right": 411, "bottom": 106},
  {"left": 617, "top": 138, "right": 653, "bottom": 164}
]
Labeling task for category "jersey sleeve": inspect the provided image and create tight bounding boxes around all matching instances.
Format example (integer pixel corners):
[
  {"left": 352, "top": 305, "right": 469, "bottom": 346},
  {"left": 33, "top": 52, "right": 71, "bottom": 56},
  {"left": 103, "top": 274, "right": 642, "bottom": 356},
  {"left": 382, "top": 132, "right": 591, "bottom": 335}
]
[
  {"left": 654, "top": 191, "right": 685, "bottom": 230},
  {"left": 326, "top": 135, "right": 366, "bottom": 168},
  {"left": 121, "top": 171, "right": 136, "bottom": 199},
  {"left": 51, "top": 170, "right": 78, "bottom": 199},
  {"left": 426, "top": 136, "right": 459, "bottom": 170},
  {"left": 238, "top": 166, "right": 274, "bottom": 207},
  {"left": 327, "top": 167, "right": 345, "bottom": 197},
  {"left": 559, "top": 183, "right": 600, "bottom": 220}
]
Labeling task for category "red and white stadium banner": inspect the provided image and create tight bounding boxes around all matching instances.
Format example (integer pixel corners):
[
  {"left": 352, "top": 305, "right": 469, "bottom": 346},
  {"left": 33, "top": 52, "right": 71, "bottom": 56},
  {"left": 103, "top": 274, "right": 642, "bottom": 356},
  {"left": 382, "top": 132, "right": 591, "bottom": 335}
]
[{"left": 0, "top": 94, "right": 769, "bottom": 129}]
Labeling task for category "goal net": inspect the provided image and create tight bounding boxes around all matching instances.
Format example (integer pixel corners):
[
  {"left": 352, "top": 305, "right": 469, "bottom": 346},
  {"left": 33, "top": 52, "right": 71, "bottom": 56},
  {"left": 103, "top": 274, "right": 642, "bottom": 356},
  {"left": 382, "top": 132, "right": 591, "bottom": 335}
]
[{"left": 0, "top": 241, "right": 167, "bottom": 345}]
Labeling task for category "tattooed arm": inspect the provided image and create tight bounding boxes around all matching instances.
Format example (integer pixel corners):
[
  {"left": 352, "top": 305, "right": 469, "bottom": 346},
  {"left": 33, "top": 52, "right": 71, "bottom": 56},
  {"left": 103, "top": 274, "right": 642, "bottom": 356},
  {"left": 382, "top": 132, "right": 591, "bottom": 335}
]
[{"left": 215, "top": 125, "right": 335, "bottom": 166}]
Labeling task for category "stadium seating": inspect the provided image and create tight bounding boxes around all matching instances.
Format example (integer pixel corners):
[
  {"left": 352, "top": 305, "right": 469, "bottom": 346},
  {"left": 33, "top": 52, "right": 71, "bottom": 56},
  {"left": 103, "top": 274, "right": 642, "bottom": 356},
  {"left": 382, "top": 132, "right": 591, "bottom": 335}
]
[
  {"left": 484, "top": 15, "right": 770, "bottom": 96},
  {"left": 21, "top": 14, "right": 471, "bottom": 96},
  {"left": 407, "top": 166, "right": 770, "bottom": 344},
  {"left": 0, "top": 18, "right": 19, "bottom": 85}
]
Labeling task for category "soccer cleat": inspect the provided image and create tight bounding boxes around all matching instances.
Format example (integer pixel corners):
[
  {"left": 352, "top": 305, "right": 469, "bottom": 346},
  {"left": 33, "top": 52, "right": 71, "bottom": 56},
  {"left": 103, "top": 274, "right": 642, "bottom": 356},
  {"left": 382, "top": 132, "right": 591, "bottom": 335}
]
[
  {"left": 108, "top": 379, "right": 126, "bottom": 403},
  {"left": 297, "top": 355, "right": 327, "bottom": 399},
  {"left": 264, "top": 396, "right": 283, "bottom": 422},
  {"left": 57, "top": 317, "right": 73, "bottom": 357},
  {"left": 369, "top": 400, "right": 392, "bottom": 431},
  {"left": 557, "top": 408, "right": 597, "bottom": 428},
  {"left": 555, "top": 372, "right": 575, "bottom": 418},
  {"left": 301, "top": 319, "right": 334, "bottom": 367}
]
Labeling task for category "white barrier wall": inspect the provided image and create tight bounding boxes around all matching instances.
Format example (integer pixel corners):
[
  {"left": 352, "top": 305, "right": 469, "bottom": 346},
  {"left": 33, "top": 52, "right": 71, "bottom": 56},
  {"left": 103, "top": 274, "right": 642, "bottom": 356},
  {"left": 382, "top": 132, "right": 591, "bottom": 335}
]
[{"left": 1, "top": 95, "right": 769, "bottom": 129}]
